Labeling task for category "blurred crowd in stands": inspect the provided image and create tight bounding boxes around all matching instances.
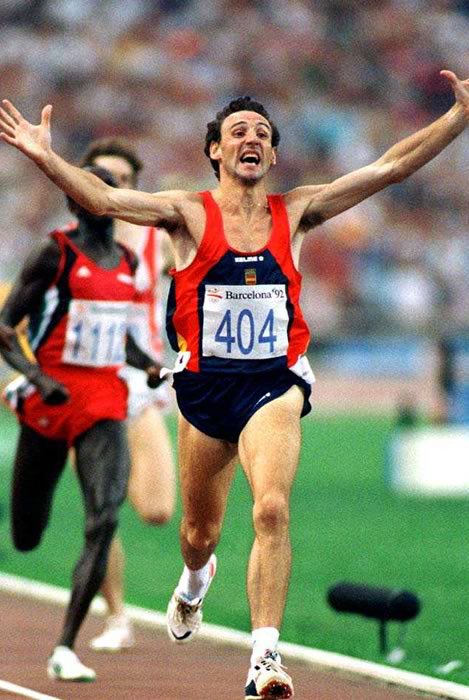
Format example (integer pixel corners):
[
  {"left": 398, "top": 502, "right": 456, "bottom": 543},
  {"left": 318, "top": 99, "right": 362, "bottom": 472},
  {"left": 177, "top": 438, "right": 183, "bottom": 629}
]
[{"left": 0, "top": 0, "right": 467, "bottom": 341}]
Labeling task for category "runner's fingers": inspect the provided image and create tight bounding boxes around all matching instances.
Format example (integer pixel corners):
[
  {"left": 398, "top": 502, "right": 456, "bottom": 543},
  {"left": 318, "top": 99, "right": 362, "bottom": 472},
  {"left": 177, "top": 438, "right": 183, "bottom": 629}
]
[
  {"left": 1, "top": 99, "right": 22, "bottom": 123},
  {"left": 0, "top": 122, "right": 16, "bottom": 139},
  {"left": 0, "top": 121, "right": 16, "bottom": 137},
  {"left": 41, "top": 104, "right": 52, "bottom": 129},
  {"left": 0, "top": 107, "right": 18, "bottom": 130},
  {"left": 440, "top": 70, "right": 461, "bottom": 89},
  {"left": 0, "top": 132, "right": 16, "bottom": 145}
]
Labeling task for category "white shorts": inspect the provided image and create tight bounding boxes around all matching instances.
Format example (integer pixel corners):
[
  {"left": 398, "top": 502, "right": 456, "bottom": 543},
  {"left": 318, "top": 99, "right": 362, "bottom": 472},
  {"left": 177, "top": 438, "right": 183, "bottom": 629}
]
[{"left": 120, "top": 366, "right": 173, "bottom": 419}]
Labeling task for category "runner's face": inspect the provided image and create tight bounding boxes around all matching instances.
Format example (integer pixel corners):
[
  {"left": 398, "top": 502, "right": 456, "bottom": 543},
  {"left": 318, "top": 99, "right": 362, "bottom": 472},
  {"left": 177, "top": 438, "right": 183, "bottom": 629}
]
[
  {"left": 93, "top": 155, "right": 137, "bottom": 188},
  {"left": 211, "top": 111, "right": 277, "bottom": 183}
]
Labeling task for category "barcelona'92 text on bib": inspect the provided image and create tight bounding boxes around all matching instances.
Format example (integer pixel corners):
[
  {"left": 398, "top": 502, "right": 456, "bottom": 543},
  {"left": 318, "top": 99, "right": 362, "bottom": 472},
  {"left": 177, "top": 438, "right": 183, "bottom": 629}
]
[
  {"left": 202, "top": 284, "right": 289, "bottom": 360},
  {"left": 63, "top": 299, "right": 129, "bottom": 367}
]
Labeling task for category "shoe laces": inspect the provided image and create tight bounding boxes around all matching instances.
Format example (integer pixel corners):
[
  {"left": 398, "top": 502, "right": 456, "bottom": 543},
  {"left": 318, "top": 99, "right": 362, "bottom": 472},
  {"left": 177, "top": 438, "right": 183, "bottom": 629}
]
[
  {"left": 256, "top": 651, "right": 287, "bottom": 673},
  {"left": 174, "top": 596, "right": 202, "bottom": 629}
]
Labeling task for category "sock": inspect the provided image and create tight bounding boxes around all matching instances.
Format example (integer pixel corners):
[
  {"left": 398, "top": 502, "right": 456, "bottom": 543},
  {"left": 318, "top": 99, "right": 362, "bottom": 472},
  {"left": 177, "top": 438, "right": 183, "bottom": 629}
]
[
  {"left": 107, "top": 613, "right": 130, "bottom": 627},
  {"left": 251, "top": 627, "right": 280, "bottom": 665},
  {"left": 177, "top": 560, "right": 212, "bottom": 601}
]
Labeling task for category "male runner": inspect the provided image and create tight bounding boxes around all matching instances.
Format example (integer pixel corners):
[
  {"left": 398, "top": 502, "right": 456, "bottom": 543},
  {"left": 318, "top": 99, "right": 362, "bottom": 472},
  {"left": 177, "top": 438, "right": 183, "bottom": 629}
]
[
  {"left": 79, "top": 138, "right": 176, "bottom": 652},
  {"left": 0, "top": 166, "right": 162, "bottom": 682},
  {"left": 1, "top": 69, "right": 467, "bottom": 698}
]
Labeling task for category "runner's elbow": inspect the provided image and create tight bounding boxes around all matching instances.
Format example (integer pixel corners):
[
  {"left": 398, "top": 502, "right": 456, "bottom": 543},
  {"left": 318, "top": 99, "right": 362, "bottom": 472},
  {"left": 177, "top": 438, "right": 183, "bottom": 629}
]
[
  {"left": 93, "top": 194, "right": 114, "bottom": 216},
  {"left": 90, "top": 186, "right": 121, "bottom": 217},
  {"left": 390, "top": 162, "right": 410, "bottom": 183},
  {"left": 378, "top": 159, "right": 409, "bottom": 185}
]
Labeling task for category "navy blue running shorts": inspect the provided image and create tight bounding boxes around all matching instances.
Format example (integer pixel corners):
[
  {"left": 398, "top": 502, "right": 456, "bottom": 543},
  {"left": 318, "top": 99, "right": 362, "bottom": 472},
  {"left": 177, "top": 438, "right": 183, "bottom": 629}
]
[{"left": 173, "top": 369, "right": 312, "bottom": 443}]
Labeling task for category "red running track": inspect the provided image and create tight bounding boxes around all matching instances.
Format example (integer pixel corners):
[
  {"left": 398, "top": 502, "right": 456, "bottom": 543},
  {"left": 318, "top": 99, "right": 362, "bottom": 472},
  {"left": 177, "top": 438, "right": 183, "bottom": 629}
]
[{"left": 0, "top": 591, "right": 433, "bottom": 700}]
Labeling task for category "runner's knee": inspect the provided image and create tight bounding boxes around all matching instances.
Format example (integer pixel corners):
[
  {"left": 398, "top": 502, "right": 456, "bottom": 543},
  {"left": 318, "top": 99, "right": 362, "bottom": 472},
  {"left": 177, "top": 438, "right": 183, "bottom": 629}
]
[
  {"left": 130, "top": 488, "right": 174, "bottom": 525},
  {"left": 12, "top": 529, "right": 42, "bottom": 552},
  {"left": 182, "top": 519, "right": 221, "bottom": 552},
  {"left": 253, "top": 493, "right": 289, "bottom": 536},
  {"left": 138, "top": 503, "right": 173, "bottom": 525},
  {"left": 85, "top": 507, "right": 119, "bottom": 544},
  {"left": 12, "top": 510, "right": 46, "bottom": 551}
]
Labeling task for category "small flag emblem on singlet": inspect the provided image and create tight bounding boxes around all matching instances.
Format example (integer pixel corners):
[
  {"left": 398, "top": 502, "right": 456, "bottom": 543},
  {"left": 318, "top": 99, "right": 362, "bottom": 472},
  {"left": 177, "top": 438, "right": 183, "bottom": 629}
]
[{"left": 245, "top": 268, "right": 257, "bottom": 285}]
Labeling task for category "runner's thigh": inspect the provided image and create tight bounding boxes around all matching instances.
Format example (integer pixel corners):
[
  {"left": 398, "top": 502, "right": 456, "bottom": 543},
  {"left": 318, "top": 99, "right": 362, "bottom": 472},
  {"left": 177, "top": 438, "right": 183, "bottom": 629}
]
[
  {"left": 74, "top": 419, "right": 130, "bottom": 513},
  {"left": 11, "top": 424, "right": 68, "bottom": 542},
  {"left": 238, "top": 385, "right": 304, "bottom": 497},
  {"left": 178, "top": 411, "right": 238, "bottom": 524}
]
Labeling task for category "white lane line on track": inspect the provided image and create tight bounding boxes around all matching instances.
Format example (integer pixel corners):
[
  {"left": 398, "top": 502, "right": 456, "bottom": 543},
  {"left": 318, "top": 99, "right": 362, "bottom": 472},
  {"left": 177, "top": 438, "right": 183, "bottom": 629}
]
[
  {"left": 0, "top": 680, "right": 62, "bottom": 700},
  {"left": 1, "top": 572, "right": 469, "bottom": 700}
]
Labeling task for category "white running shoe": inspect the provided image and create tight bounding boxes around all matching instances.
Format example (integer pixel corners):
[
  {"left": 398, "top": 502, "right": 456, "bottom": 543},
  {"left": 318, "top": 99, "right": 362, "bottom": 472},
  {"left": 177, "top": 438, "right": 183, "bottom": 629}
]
[
  {"left": 244, "top": 651, "right": 294, "bottom": 699},
  {"left": 47, "top": 646, "right": 96, "bottom": 682},
  {"left": 89, "top": 614, "right": 135, "bottom": 652},
  {"left": 166, "top": 554, "right": 217, "bottom": 643}
]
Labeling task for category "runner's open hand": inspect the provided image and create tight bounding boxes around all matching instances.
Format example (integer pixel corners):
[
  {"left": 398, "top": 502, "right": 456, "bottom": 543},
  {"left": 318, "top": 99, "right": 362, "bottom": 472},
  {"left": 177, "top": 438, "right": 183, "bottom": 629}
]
[{"left": 0, "top": 100, "right": 53, "bottom": 163}]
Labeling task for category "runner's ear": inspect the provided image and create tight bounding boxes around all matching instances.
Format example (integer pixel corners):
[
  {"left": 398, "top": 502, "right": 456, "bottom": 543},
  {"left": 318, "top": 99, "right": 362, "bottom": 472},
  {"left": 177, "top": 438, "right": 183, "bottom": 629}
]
[{"left": 209, "top": 141, "right": 222, "bottom": 162}]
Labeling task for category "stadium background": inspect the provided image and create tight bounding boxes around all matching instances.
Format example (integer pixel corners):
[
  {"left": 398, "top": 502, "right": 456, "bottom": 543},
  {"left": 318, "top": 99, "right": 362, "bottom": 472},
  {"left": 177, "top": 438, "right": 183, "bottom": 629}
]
[{"left": 0, "top": 0, "right": 468, "bottom": 687}]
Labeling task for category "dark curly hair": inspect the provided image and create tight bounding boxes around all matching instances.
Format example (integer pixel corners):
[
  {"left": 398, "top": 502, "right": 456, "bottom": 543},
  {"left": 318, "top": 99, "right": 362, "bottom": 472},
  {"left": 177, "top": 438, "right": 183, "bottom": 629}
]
[
  {"left": 80, "top": 137, "right": 143, "bottom": 182},
  {"left": 204, "top": 96, "right": 280, "bottom": 180}
]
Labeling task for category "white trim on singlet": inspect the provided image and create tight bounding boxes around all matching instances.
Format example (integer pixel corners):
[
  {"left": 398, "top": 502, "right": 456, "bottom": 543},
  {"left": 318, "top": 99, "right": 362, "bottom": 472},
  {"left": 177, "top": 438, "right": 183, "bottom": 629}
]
[{"left": 28, "top": 286, "right": 59, "bottom": 352}]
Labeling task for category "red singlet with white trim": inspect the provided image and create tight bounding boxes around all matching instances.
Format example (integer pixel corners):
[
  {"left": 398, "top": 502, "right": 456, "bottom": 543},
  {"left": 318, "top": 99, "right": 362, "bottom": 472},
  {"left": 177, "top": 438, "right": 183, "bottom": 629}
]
[{"left": 16, "top": 225, "right": 137, "bottom": 444}]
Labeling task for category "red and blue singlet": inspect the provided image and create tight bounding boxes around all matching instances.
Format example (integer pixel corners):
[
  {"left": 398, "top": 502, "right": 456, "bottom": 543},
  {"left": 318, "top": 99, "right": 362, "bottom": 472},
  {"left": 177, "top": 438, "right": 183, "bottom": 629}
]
[{"left": 166, "top": 191, "right": 310, "bottom": 374}]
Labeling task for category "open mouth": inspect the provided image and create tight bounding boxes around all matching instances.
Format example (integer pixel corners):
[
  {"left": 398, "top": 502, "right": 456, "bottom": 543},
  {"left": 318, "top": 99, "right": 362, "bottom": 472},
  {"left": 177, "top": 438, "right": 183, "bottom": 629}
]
[{"left": 240, "top": 153, "right": 260, "bottom": 165}]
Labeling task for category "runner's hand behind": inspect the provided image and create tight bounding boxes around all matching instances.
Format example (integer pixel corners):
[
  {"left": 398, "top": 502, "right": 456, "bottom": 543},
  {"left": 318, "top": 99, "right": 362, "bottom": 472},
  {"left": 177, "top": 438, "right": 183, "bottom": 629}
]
[
  {"left": 146, "top": 365, "right": 164, "bottom": 390},
  {"left": 33, "top": 370, "right": 70, "bottom": 405}
]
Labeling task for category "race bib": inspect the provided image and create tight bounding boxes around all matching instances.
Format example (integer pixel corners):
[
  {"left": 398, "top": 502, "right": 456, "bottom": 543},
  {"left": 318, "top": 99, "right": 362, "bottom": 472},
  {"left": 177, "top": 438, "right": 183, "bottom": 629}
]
[
  {"left": 62, "top": 299, "right": 129, "bottom": 367},
  {"left": 202, "top": 284, "right": 289, "bottom": 360}
]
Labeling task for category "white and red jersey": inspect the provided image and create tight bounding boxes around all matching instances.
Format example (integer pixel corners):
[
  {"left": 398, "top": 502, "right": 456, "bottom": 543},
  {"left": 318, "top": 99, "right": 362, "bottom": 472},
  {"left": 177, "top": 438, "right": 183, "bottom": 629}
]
[
  {"left": 125, "top": 226, "right": 165, "bottom": 363},
  {"left": 29, "top": 225, "right": 137, "bottom": 373},
  {"left": 10, "top": 224, "right": 139, "bottom": 441}
]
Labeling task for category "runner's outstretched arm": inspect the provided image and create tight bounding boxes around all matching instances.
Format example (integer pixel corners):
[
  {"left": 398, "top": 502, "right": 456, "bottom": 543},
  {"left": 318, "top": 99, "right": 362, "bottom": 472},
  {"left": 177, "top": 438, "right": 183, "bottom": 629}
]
[
  {"left": 291, "top": 70, "right": 469, "bottom": 228},
  {"left": 0, "top": 100, "right": 184, "bottom": 229}
]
